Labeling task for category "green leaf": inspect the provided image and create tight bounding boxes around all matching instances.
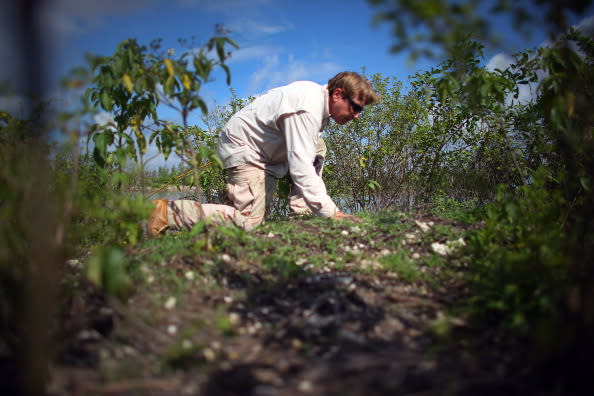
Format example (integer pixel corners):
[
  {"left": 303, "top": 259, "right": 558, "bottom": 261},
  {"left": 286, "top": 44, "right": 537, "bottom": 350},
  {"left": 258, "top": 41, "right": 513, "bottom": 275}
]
[
  {"left": 134, "top": 127, "right": 147, "bottom": 155},
  {"left": 148, "top": 130, "right": 160, "bottom": 144},
  {"left": 92, "top": 131, "right": 113, "bottom": 167},
  {"left": 367, "top": 180, "right": 381, "bottom": 190},
  {"left": 86, "top": 254, "right": 103, "bottom": 287},
  {"left": 220, "top": 63, "right": 232, "bottom": 85},
  {"left": 135, "top": 76, "right": 146, "bottom": 94},
  {"left": 86, "top": 247, "right": 132, "bottom": 299},
  {"left": 122, "top": 73, "right": 134, "bottom": 93},
  {"left": 226, "top": 37, "right": 239, "bottom": 50},
  {"left": 215, "top": 37, "right": 226, "bottom": 62},
  {"left": 162, "top": 137, "right": 172, "bottom": 159},
  {"left": 100, "top": 90, "right": 113, "bottom": 110},
  {"left": 164, "top": 58, "right": 175, "bottom": 77},
  {"left": 165, "top": 75, "right": 175, "bottom": 95},
  {"left": 193, "top": 97, "right": 208, "bottom": 115}
]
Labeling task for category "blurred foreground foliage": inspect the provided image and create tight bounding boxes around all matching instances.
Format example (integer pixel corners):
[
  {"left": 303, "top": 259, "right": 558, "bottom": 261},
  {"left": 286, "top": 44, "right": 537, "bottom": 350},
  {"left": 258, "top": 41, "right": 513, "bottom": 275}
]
[
  {"left": 1, "top": 1, "right": 594, "bottom": 393},
  {"left": 0, "top": 28, "right": 237, "bottom": 394},
  {"left": 464, "top": 33, "right": 594, "bottom": 388},
  {"left": 368, "top": 0, "right": 594, "bottom": 389}
]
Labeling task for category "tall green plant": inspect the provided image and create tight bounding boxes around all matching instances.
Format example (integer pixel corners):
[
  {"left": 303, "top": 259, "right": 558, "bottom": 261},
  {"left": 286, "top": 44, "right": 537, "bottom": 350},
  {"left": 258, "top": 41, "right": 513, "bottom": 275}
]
[
  {"left": 74, "top": 31, "right": 237, "bottom": 296},
  {"left": 87, "top": 32, "right": 237, "bottom": 170}
]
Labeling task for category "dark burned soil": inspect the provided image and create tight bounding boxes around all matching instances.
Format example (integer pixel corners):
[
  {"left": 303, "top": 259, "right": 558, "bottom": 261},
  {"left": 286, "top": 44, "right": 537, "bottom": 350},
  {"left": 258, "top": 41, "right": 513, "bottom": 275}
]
[{"left": 16, "top": 214, "right": 533, "bottom": 395}]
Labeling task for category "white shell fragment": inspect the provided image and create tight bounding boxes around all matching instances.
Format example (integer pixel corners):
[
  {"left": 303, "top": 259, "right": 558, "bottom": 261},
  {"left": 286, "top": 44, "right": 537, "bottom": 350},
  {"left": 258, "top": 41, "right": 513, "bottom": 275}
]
[
  {"left": 414, "top": 220, "right": 431, "bottom": 232},
  {"left": 431, "top": 238, "right": 466, "bottom": 256}
]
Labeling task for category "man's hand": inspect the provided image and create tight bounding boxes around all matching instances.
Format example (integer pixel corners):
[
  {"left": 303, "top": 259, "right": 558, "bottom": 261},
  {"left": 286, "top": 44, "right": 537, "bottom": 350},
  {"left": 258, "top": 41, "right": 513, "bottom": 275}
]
[{"left": 333, "top": 210, "right": 363, "bottom": 223}]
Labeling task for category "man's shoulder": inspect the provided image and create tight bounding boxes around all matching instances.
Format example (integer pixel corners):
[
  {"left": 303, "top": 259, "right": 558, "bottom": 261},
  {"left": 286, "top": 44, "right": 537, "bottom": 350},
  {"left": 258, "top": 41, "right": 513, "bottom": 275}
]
[
  {"left": 286, "top": 80, "right": 324, "bottom": 91},
  {"left": 260, "top": 81, "right": 322, "bottom": 101},
  {"left": 288, "top": 80, "right": 321, "bottom": 87},
  {"left": 255, "top": 80, "right": 327, "bottom": 120},
  {"left": 282, "top": 81, "right": 326, "bottom": 101}
]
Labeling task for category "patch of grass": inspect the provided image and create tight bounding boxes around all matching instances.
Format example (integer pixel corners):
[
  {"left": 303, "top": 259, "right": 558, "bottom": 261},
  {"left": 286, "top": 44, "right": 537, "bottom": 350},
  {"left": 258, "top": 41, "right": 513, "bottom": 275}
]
[
  {"left": 430, "top": 196, "right": 486, "bottom": 223},
  {"left": 365, "top": 210, "right": 407, "bottom": 225},
  {"left": 418, "top": 223, "right": 460, "bottom": 245},
  {"left": 422, "top": 253, "right": 444, "bottom": 267},
  {"left": 133, "top": 232, "right": 196, "bottom": 267},
  {"left": 262, "top": 255, "right": 308, "bottom": 279},
  {"left": 61, "top": 207, "right": 489, "bottom": 393},
  {"left": 380, "top": 252, "right": 421, "bottom": 282}
]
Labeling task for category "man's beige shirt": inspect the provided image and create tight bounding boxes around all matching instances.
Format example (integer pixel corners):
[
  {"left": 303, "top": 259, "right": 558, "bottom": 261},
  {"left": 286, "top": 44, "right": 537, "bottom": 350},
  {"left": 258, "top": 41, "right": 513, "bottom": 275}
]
[{"left": 217, "top": 81, "right": 338, "bottom": 217}]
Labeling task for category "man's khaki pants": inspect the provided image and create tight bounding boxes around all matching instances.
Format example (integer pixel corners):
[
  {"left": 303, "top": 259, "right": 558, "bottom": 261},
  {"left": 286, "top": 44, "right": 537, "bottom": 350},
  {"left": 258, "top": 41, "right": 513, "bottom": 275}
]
[
  {"left": 226, "top": 164, "right": 278, "bottom": 230},
  {"left": 166, "top": 165, "right": 277, "bottom": 232},
  {"left": 164, "top": 137, "right": 325, "bottom": 231}
]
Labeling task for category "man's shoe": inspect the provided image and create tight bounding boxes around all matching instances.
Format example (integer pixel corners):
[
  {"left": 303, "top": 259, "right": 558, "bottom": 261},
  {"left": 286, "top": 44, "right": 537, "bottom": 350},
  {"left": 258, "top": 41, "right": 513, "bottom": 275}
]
[{"left": 148, "top": 199, "right": 169, "bottom": 237}]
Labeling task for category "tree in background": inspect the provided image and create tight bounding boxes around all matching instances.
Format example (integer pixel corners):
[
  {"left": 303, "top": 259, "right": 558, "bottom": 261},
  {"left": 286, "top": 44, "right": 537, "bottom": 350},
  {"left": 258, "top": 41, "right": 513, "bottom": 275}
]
[
  {"left": 324, "top": 48, "right": 523, "bottom": 215},
  {"left": 325, "top": 72, "right": 429, "bottom": 212}
]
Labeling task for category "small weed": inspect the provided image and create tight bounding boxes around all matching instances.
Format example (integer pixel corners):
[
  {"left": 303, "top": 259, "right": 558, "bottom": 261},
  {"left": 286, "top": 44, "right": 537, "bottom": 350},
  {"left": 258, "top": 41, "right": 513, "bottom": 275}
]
[
  {"left": 423, "top": 254, "right": 445, "bottom": 267},
  {"left": 163, "top": 340, "right": 206, "bottom": 370},
  {"left": 216, "top": 307, "right": 238, "bottom": 337}
]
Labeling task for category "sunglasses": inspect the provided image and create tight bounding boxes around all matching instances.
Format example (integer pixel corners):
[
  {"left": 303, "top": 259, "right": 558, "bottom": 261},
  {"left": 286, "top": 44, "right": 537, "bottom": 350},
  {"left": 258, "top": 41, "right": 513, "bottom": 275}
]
[{"left": 346, "top": 95, "right": 364, "bottom": 114}]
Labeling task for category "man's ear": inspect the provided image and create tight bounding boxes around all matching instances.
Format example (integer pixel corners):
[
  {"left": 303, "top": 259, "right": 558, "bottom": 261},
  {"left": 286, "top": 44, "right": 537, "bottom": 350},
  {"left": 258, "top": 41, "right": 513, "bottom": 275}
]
[{"left": 331, "top": 87, "right": 343, "bottom": 102}]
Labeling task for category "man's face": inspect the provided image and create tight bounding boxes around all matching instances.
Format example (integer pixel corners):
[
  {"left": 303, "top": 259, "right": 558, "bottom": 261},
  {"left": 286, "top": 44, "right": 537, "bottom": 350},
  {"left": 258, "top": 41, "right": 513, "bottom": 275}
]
[{"left": 329, "top": 88, "right": 364, "bottom": 125}]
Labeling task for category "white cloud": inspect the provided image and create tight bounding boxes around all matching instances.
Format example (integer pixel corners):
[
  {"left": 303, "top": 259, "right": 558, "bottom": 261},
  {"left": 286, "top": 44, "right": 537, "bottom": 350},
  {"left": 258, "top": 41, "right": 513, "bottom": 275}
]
[
  {"left": 93, "top": 112, "right": 116, "bottom": 130},
  {"left": 249, "top": 55, "right": 280, "bottom": 92},
  {"left": 38, "top": 0, "right": 154, "bottom": 39},
  {"left": 227, "top": 18, "right": 293, "bottom": 38},
  {"left": 485, "top": 53, "right": 514, "bottom": 72},
  {"left": 575, "top": 15, "right": 594, "bottom": 36},
  {"left": 227, "top": 45, "right": 282, "bottom": 64},
  {"left": 485, "top": 52, "right": 537, "bottom": 106},
  {"left": 36, "top": 0, "right": 278, "bottom": 35},
  {"left": 248, "top": 54, "right": 341, "bottom": 94}
]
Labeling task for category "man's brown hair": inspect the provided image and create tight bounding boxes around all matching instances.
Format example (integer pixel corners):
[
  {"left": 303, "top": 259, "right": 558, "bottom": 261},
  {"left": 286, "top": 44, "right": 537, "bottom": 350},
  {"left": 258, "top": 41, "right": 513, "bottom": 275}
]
[{"left": 327, "top": 71, "right": 379, "bottom": 105}]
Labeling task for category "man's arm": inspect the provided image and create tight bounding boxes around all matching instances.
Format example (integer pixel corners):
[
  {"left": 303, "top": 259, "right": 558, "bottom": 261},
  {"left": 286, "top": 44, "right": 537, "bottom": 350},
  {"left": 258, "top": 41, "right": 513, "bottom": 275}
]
[{"left": 280, "top": 112, "right": 339, "bottom": 217}]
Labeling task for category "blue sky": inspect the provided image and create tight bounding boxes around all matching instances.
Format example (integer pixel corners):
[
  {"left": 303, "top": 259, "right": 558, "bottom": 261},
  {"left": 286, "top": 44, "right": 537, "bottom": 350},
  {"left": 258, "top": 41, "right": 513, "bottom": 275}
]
[
  {"left": 6, "top": 0, "right": 564, "bottom": 108},
  {"left": 42, "top": 0, "right": 433, "bottom": 108},
  {"left": 2, "top": 0, "right": 593, "bottom": 168}
]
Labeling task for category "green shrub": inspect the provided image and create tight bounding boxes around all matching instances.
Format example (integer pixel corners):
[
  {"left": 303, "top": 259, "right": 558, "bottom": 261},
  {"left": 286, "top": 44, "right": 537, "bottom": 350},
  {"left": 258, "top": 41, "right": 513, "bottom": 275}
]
[
  {"left": 463, "top": 168, "right": 594, "bottom": 376},
  {"left": 430, "top": 194, "right": 486, "bottom": 223}
]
